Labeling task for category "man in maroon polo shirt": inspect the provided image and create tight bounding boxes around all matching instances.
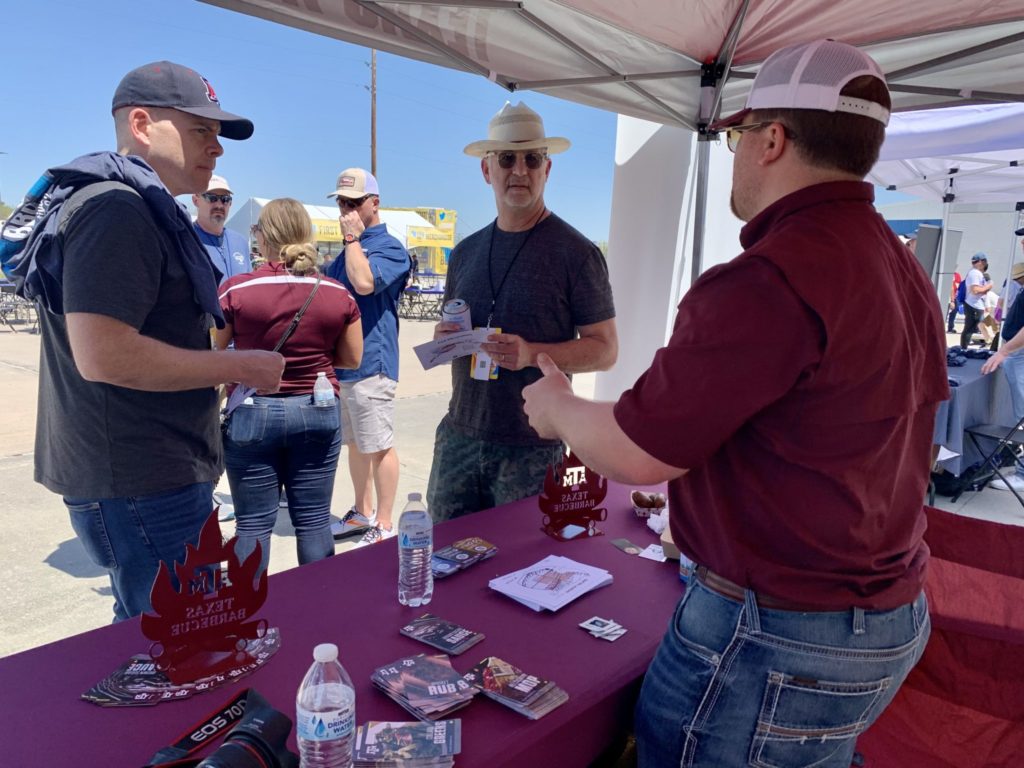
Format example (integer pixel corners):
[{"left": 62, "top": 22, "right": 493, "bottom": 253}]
[{"left": 523, "top": 40, "right": 948, "bottom": 768}]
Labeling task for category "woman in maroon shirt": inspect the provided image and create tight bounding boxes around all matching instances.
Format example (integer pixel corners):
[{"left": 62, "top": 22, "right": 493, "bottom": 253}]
[{"left": 216, "top": 198, "right": 362, "bottom": 573}]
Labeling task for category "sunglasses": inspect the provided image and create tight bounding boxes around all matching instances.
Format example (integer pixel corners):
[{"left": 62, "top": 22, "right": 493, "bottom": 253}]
[
  {"left": 337, "top": 195, "right": 373, "bottom": 210},
  {"left": 201, "top": 193, "right": 233, "bottom": 204},
  {"left": 724, "top": 121, "right": 797, "bottom": 153},
  {"left": 491, "top": 150, "right": 547, "bottom": 170},
  {"left": 250, "top": 223, "right": 262, "bottom": 235}
]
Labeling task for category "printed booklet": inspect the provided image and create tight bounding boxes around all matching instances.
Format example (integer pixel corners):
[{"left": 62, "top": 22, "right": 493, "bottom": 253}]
[
  {"left": 353, "top": 719, "right": 461, "bottom": 767},
  {"left": 432, "top": 536, "right": 498, "bottom": 578},
  {"left": 464, "top": 656, "right": 568, "bottom": 720},
  {"left": 400, "top": 614, "right": 485, "bottom": 656},
  {"left": 372, "top": 653, "right": 478, "bottom": 721},
  {"left": 488, "top": 554, "right": 612, "bottom": 611}
]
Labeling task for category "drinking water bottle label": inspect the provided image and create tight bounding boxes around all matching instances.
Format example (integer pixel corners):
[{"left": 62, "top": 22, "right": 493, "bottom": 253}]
[
  {"left": 296, "top": 706, "right": 354, "bottom": 742},
  {"left": 400, "top": 525, "right": 432, "bottom": 549}
]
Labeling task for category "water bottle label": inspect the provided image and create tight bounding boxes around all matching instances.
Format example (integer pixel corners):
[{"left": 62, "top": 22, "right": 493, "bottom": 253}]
[
  {"left": 296, "top": 706, "right": 354, "bottom": 741},
  {"left": 399, "top": 529, "right": 432, "bottom": 549}
]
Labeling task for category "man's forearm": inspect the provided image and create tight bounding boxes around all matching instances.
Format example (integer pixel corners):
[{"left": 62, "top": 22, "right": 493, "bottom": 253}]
[
  {"left": 540, "top": 396, "right": 685, "bottom": 484},
  {"left": 344, "top": 242, "right": 375, "bottom": 295},
  {"left": 68, "top": 313, "right": 280, "bottom": 392},
  {"left": 527, "top": 336, "right": 614, "bottom": 373}
]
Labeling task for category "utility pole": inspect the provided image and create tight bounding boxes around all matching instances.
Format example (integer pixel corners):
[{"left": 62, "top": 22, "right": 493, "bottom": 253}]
[{"left": 370, "top": 50, "right": 377, "bottom": 176}]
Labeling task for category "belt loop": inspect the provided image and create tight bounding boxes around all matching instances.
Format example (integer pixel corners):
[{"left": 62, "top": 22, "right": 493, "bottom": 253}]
[
  {"left": 743, "top": 588, "right": 762, "bottom": 635},
  {"left": 852, "top": 606, "right": 866, "bottom": 635}
]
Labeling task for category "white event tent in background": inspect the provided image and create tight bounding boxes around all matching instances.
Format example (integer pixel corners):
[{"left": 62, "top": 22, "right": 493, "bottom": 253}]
[
  {"left": 203, "top": 0, "right": 1024, "bottom": 396},
  {"left": 870, "top": 103, "right": 1024, "bottom": 297}
]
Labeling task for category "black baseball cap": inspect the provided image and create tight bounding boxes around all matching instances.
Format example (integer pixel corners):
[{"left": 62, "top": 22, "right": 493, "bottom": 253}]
[{"left": 112, "top": 61, "right": 254, "bottom": 141}]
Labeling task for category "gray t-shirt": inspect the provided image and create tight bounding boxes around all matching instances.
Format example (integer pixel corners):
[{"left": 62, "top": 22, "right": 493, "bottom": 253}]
[
  {"left": 35, "top": 187, "right": 221, "bottom": 498},
  {"left": 443, "top": 213, "right": 615, "bottom": 445}
]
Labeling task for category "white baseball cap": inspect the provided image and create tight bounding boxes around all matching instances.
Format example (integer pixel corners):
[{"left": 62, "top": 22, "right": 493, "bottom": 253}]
[
  {"left": 205, "top": 174, "right": 232, "bottom": 193},
  {"left": 713, "top": 39, "right": 890, "bottom": 129}
]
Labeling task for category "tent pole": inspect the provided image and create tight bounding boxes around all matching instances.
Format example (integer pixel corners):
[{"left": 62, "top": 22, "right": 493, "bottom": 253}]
[
  {"left": 938, "top": 182, "right": 953, "bottom": 296},
  {"left": 690, "top": 142, "right": 711, "bottom": 286},
  {"left": 689, "top": 0, "right": 750, "bottom": 282},
  {"left": 1001, "top": 202, "right": 1024, "bottom": 320}
]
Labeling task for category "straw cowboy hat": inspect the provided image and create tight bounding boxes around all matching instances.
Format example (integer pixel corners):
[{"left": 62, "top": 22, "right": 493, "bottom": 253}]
[{"left": 463, "top": 101, "right": 571, "bottom": 157}]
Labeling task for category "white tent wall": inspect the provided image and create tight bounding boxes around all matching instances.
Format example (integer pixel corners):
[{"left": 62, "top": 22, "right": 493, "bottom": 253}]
[
  {"left": 597, "top": 116, "right": 744, "bottom": 400},
  {"left": 595, "top": 117, "right": 693, "bottom": 400}
]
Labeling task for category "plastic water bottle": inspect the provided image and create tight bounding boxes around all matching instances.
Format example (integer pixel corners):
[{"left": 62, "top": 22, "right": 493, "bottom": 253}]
[
  {"left": 398, "top": 492, "right": 433, "bottom": 606},
  {"left": 295, "top": 643, "right": 355, "bottom": 768},
  {"left": 313, "top": 372, "right": 334, "bottom": 407}
]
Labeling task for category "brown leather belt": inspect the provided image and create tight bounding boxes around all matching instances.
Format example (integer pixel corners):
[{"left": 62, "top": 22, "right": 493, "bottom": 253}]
[{"left": 694, "top": 566, "right": 823, "bottom": 612}]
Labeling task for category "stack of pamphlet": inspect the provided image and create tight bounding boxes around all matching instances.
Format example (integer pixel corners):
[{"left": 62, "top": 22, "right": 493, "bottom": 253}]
[
  {"left": 372, "top": 654, "right": 478, "bottom": 721},
  {"left": 488, "top": 554, "right": 612, "bottom": 612},
  {"left": 431, "top": 537, "right": 498, "bottom": 578},
  {"left": 353, "top": 719, "right": 461, "bottom": 767},
  {"left": 464, "top": 656, "right": 568, "bottom": 720},
  {"left": 400, "top": 614, "right": 485, "bottom": 656}
]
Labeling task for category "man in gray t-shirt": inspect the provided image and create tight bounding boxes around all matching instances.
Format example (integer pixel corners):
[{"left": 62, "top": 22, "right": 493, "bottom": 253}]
[{"left": 426, "top": 102, "right": 617, "bottom": 520}]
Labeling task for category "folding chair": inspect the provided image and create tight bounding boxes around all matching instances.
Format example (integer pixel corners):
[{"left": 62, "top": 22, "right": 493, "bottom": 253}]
[{"left": 952, "top": 416, "right": 1024, "bottom": 507}]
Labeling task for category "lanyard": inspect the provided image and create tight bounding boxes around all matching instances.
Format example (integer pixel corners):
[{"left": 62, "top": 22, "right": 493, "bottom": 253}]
[{"left": 485, "top": 209, "right": 546, "bottom": 327}]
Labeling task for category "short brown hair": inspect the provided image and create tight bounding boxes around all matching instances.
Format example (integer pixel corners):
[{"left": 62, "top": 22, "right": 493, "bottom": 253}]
[{"left": 752, "top": 75, "right": 890, "bottom": 177}]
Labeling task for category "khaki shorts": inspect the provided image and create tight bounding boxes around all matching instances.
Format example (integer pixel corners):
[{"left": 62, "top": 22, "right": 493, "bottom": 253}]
[{"left": 339, "top": 374, "right": 397, "bottom": 454}]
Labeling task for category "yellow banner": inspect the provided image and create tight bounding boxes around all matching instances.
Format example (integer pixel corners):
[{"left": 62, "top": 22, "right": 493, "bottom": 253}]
[
  {"left": 407, "top": 226, "right": 455, "bottom": 249},
  {"left": 312, "top": 219, "right": 343, "bottom": 242}
]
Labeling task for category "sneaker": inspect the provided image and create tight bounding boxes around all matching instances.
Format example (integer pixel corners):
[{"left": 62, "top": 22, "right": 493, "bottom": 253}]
[
  {"left": 988, "top": 474, "right": 1024, "bottom": 492},
  {"left": 356, "top": 524, "right": 395, "bottom": 547},
  {"left": 213, "top": 492, "right": 235, "bottom": 522},
  {"left": 331, "top": 507, "right": 377, "bottom": 539}
]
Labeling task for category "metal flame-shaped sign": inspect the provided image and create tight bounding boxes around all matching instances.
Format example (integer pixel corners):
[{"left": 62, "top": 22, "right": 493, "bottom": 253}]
[
  {"left": 141, "top": 508, "right": 269, "bottom": 684},
  {"left": 538, "top": 451, "right": 608, "bottom": 541}
]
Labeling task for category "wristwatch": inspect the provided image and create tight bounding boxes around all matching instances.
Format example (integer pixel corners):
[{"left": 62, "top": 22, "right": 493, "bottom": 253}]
[{"left": 343, "top": 232, "right": 356, "bottom": 244}]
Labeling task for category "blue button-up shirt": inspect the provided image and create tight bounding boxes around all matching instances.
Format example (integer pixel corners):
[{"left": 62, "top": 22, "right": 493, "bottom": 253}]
[{"left": 326, "top": 223, "right": 410, "bottom": 382}]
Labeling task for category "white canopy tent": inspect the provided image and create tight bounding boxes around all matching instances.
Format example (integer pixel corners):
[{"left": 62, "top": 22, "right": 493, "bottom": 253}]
[
  {"left": 202, "top": 0, "right": 1024, "bottom": 394},
  {"left": 869, "top": 103, "right": 1024, "bottom": 303}
]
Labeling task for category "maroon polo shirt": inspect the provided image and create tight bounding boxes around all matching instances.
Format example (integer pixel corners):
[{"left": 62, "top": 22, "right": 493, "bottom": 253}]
[
  {"left": 615, "top": 181, "right": 950, "bottom": 610},
  {"left": 219, "top": 263, "right": 361, "bottom": 395}
]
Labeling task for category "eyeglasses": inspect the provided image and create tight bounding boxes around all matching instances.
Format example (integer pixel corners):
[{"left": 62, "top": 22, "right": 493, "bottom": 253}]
[
  {"left": 250, "top": 223, "right": 262, "bottom": 235},
  {"left": 201, "top": 193, "right": 233, "bottom": 204},
  {"left": 337, "top": 195, "right": 373, "bottom": 210},
  {"left": 724, "top": 121, "right": 797, "bottom": 153},
  {"left": 491, "top": 151, "right": 548, "bottom": 170}
]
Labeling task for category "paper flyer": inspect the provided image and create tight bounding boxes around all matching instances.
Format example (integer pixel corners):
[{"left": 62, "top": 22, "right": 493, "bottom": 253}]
[{"left": 413, "top": 329, "right": 491, "bottom": 370}]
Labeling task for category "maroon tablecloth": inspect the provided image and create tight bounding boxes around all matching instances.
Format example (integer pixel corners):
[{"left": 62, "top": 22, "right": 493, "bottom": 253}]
[{"left": 1, "top": 482, "right": 681, "bottom": 766}]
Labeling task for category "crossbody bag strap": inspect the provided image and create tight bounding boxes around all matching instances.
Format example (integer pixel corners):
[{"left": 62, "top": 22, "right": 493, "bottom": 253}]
[{"left": 271, "top": 273, "right": 321, "bottom": 353}]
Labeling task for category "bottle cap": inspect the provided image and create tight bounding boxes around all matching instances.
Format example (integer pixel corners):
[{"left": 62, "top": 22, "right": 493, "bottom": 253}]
[
  {"left": 408, "top": 492, "right": 423, "bottom": 501},
  {"left": 313, "top": 643, "right": 338, "bottom": 663}
]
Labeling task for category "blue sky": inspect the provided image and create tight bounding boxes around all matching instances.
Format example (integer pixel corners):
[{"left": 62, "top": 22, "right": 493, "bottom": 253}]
[
  {"left": 1, "top": 0, "right": 619, "bottom": 241},
  {"left": 2, "top": 0, "right": 909, "bottom": 243}
]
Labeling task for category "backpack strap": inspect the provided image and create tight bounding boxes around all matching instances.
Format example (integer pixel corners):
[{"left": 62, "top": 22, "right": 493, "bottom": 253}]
[{"left": 58, "top": 180, "right": 140, "bottom": 234}]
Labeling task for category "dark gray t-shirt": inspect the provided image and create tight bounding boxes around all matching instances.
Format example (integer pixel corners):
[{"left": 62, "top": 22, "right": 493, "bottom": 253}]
[
  {"left": 35, "top": 187, "right": 221, "bottom": 498},
  {"left": 443, "top": 213, "right": 615, "bottom": 445}
]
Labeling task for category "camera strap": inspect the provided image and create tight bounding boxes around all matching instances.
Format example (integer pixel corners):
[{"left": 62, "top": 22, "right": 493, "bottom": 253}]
[{"left": 144, "top": 688, "right": 251, "bottom": 767}]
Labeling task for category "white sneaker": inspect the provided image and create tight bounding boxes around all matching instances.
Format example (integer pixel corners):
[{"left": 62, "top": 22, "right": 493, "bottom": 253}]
[{"left": 988, "top": 474, "right": 1024, "bottom": 492}]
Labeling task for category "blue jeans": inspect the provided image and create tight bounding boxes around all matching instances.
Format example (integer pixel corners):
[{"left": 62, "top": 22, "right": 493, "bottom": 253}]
[
  {"left": 224, "top": 394, "right": 340, "bottom": 574},
  {"left": 1003, "top": 350, "right": 1024, "bottom": 477},
  {"left": 635, "top": 578, "right": 930, "bottom": 768},
  {"left": 64, "top": 481, "right": 215, "bottom": 622}
]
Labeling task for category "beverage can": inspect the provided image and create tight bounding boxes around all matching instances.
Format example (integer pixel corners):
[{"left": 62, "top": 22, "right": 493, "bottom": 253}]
[{"left": 442, "top": 299, "right": 472, "bottom": 332}]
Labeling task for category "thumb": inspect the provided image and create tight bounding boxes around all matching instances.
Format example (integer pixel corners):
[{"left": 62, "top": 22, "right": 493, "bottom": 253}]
[{"left": 537, "top": 353, "right": 559, "bottom": 376}]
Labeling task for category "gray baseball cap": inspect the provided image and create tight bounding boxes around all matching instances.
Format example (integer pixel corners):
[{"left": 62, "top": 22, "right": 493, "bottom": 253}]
[{"left": 112, "top": 61, "right": 254, "bottom": 141}]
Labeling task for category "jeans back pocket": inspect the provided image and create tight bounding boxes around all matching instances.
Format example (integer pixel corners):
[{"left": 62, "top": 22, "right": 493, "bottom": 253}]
[
  {"left": 749, "top": 670, "right": 891, "bottom": 768},
  {"left": 225, "top": 403, "right": 269, "bottom": 446},
  {"left": 300, "top": 401, "right": 340, "bottom": 444}
]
